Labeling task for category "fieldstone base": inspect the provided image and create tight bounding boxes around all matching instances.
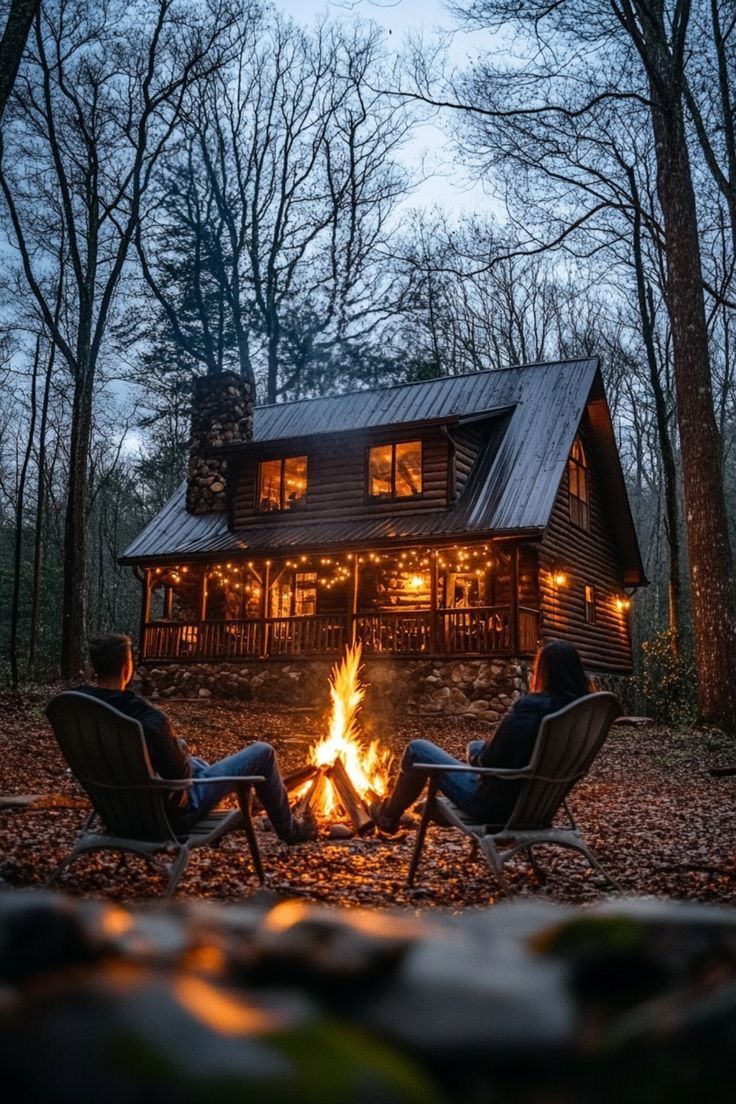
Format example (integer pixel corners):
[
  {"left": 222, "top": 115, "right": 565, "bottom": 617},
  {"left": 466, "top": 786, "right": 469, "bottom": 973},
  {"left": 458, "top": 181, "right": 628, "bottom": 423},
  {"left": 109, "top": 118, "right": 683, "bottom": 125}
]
[
  {"left": 140, "top": 656, "right": 530, "bottom": 724},
  {"left": 589, "top": 670, "right": 635, "bottom": 712}
]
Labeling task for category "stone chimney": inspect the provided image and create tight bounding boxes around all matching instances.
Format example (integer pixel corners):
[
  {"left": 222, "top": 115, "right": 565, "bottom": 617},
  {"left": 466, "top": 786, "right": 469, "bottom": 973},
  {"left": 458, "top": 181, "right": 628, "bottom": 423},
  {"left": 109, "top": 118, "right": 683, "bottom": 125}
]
[{"left": 186, "top": 372, "right": 254, "bottom": 515}]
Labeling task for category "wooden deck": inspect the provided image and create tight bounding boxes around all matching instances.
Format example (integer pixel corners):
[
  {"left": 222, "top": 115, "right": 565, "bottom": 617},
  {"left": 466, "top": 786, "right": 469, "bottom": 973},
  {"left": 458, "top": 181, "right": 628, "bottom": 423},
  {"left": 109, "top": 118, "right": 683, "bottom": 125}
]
[{"left": 141, "top": 605, "right": 540, "bottom": 661}]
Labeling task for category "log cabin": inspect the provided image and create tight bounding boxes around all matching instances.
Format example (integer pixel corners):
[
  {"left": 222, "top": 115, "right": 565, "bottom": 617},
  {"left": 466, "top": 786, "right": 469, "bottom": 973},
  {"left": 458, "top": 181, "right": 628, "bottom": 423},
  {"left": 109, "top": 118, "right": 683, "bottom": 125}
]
[{"left": 120, "top": 359, "right": 645, "bottom": 710}]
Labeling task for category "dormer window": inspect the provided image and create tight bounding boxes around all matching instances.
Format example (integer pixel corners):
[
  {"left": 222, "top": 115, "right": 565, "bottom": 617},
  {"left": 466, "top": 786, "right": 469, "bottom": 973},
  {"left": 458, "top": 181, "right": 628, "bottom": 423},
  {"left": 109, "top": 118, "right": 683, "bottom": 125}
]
[
  {"left": 258, "top": 456, "right": 308, "bottom": 512},
  {"left": 368, "top": 440, "right": 423, "bottom": 500},
  {"left": 568, "top": 436, "right": 589, "bottom": 530}
]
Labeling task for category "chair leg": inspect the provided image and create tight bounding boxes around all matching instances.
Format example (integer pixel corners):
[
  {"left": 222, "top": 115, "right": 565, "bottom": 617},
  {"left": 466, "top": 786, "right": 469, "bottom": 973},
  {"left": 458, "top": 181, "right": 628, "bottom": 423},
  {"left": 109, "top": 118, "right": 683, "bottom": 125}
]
[
  {"left": 576, "top": 842, "right": 624, "bottom": 894},
  {"left": 407, "top": 778, "right": 438, "bottom": 888},
  {"left": 237, "top": 785, "right": 265, "bottom": 886},
  {"left": 45, "top": 846, "right": 82, "bottom": 888},
  {"left": 164, "top": 847, "right": 190, "bottom": 899},
  {"left": 479, "top": 836, "right": 513, "bottom": 898},
  {"left": 527, "top": 846, "right": 546, "bottom": 884}
]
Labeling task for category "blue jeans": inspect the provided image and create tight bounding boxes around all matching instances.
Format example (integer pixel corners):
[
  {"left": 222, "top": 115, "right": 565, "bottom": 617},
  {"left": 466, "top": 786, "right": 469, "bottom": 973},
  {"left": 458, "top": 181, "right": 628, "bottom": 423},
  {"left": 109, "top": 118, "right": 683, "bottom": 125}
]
[
  {"left": 383, "top": 738, "right": 492, "bottom": 822},
  {"left": 186, "top": 742, "right": 294, "bottom": 838}
]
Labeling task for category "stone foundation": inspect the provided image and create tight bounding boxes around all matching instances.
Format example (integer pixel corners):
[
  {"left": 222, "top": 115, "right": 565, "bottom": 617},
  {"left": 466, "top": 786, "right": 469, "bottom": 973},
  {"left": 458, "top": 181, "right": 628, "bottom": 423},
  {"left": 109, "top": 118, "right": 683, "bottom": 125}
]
[
  {"left": 140, "top": 656, "right": 530, "bottom": 724},
  {"left": 140, "top": 657, "right": 640, "bottom": 720},
  {"left": 589, "top": 670, "right": 636, "bottom": 712}
]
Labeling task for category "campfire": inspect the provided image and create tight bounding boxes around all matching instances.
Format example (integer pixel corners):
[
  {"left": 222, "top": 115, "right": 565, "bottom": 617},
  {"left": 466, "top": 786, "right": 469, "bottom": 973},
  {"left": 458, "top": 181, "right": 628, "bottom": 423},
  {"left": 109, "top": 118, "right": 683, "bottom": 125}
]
[{"left": 290, "top": 643, "right": 392, "bottom": 834}]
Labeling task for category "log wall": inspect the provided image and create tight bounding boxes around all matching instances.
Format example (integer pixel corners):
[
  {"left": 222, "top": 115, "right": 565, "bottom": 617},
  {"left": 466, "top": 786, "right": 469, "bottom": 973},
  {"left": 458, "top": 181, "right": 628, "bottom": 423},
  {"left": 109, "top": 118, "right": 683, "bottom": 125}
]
[
  {"left": 537, "top": 422, "right": 633, "bottom": 672},
  {"left": 232, "top": 426, "right": 449, "bottom": 526},
  {"left": 451, "top": 424, "right": 484, "bottom": 498}
]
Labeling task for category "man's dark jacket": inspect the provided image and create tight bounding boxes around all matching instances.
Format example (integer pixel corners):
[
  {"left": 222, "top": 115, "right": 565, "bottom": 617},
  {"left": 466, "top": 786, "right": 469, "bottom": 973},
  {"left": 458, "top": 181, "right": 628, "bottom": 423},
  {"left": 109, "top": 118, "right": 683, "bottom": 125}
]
[{"left": 77, "top": 686, "right": 191, "bottom": 817}]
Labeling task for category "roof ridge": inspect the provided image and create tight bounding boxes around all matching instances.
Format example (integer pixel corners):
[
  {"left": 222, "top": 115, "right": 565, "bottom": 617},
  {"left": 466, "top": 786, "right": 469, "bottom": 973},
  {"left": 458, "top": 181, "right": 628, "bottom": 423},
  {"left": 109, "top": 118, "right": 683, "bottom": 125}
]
[{"left": 254, "top": 358, "right": 596, "bottom": 412}]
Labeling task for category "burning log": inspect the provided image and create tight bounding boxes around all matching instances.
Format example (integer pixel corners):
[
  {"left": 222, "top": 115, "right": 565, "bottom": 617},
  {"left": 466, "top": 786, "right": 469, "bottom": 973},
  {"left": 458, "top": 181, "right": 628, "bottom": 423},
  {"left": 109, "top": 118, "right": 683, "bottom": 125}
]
[
  {"left": 283, "top": 764, "right": 319, "bottom": 793},
  {"left": 327, "top": 756, "right": 373, "bottom": 835},
  {"left": 293, "top": 769, "right": 328, "bottom": 817}
]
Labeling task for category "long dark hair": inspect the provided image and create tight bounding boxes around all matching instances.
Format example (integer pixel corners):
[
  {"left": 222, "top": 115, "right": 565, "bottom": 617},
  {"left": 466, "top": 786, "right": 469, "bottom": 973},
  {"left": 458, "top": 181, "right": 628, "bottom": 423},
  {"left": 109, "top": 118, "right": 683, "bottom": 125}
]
[{"left": 530, "top": 640, "right": 593, "bottom": 699}]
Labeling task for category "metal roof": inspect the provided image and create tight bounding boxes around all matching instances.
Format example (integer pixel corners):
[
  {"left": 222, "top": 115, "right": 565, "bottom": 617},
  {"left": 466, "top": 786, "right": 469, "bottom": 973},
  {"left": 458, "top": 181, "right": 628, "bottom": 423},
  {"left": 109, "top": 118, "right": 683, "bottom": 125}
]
[
  {"left": 120, "top": 358, "right": 645, "bottom": 581},
  {"left": 252, "top": 361, "right": 585, "bottom": 440}
]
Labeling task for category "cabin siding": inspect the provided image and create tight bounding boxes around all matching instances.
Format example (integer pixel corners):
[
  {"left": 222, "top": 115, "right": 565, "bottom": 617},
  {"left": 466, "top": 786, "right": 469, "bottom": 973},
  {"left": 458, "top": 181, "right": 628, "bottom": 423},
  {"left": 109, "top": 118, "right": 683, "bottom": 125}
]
[
  {"left": 451, "top": 424, "right": 484, "bottom": 499},
  {"left": 538, "top": 423, "right": 632, "bottom": 672},
  {"left": 232, "top": 427, "right": 449, "bottom": 528}
]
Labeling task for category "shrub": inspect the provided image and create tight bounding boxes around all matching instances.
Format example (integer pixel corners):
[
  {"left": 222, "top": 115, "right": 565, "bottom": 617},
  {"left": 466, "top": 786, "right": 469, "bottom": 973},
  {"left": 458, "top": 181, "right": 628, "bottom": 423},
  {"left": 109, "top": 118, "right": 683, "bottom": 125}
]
[{"left": 637, "top": 629, "right": 696, "bottom": 728}]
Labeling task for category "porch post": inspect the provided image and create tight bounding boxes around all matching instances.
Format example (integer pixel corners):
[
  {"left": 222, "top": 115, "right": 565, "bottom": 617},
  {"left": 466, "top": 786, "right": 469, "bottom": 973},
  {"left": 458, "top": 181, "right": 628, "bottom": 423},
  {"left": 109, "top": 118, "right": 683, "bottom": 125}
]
[
  {"left": 510, "top": 544, "right": 520, "bottom": 653},
  {"left": 198, "top": 567, "right": 208, "bottom": 657},
  {"left": 139, "top": 569, "right": 151, "bottom": 660},
  {"left": 429, "top": 550, "right": 439, "bottom": 654},
  {"left": 350, "top": 554, "right": 359, "bottom": 645},
  {"left": 260, "top": 559, "right": 271, "bottom": 657}
]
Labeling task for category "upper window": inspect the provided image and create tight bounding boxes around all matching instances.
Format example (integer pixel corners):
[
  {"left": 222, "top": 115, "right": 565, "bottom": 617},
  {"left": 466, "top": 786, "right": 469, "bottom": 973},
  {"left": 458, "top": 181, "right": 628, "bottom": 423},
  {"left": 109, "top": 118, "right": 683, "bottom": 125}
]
[
  {"left": 568, "top": 436, "right": 590, "bottom": 530},
  {"left": 368, "top": 440, "right": 423, "bottom": 500},
  {"left": 258, "top": 456, "right": 308, "bottom": 512}
]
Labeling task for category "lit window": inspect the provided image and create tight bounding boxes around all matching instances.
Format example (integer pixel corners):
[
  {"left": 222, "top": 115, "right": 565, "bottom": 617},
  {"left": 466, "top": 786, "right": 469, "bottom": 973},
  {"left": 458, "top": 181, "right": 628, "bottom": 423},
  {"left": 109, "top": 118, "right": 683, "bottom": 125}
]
[
  {"left": 271, "top": 571, "right": 317, "bottom": 617},
  {"left": 369, "top": 441, "right": 422, "bottom": 500},
  {"left": 584, "top": 584, "right": 596, "bottom": 624},
  {"left": 294, "top": 572, "right": 317, "bottom": 617},
  {"left": 568, "top": 436, "right": 590, "bottom": 529},
  {"left": 258, "top": 456, "right": 308, "bottom": 511}
]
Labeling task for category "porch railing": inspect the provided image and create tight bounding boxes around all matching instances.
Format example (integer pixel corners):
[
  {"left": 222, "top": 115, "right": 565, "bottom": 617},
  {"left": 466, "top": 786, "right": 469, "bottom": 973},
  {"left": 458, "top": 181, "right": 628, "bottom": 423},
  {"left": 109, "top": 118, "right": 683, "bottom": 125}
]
[
  {"left": 267, "top": 614, "right": 347, "bottom": 656},
  {"left": 142, "top": 604, "right": 540, "bottom": 662}
]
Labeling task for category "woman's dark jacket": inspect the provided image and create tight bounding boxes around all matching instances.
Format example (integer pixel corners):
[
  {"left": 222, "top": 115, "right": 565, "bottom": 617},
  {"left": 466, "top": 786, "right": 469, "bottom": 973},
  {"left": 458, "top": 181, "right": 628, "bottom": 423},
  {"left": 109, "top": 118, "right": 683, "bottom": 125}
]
[{"left": 468, "top": 692, "right": 582, "bottom": 825}]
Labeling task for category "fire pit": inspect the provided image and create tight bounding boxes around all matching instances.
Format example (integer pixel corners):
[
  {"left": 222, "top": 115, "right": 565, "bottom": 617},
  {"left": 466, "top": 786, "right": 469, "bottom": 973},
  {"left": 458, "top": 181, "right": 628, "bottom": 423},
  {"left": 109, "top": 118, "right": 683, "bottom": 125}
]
[{"left": 286, "top": 644, "right": 392, "bottom": 836}]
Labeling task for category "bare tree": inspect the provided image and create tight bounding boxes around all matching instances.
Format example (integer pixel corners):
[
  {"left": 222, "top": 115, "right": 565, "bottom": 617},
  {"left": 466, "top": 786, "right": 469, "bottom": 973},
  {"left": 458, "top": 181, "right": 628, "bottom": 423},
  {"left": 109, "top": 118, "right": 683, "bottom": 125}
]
[
  {"left": 0, "top": 0, "right": 246, "bottom": 676},
  {"left": 399, "top": 0, "right": 735, "bottom": 730},
  {"left": 135, "top": 15, "right": 410, "bottom": 403}
]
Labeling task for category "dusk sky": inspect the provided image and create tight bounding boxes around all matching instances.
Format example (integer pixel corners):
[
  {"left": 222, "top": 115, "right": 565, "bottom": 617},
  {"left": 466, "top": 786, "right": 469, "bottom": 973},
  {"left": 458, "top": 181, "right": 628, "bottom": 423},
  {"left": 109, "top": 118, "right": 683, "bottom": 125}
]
[{"left": 276, "top": 0, "right": 497, "bottom": 213}]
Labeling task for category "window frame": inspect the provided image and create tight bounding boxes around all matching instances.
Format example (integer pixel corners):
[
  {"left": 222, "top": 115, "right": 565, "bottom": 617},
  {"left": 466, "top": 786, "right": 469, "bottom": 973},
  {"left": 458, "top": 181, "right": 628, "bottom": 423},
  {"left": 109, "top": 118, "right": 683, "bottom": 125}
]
[
  {"left": 366, "top": 439, "right": 424, "bottom": 502},
  {"left": 256, "top": 455, "right": 308, "bottom": 513},
  {"left": 584, "top": 583, "right": 596, "bottom": 624},
  {"left": 568, "top": 436, "right": 590, "bottom": 531}
]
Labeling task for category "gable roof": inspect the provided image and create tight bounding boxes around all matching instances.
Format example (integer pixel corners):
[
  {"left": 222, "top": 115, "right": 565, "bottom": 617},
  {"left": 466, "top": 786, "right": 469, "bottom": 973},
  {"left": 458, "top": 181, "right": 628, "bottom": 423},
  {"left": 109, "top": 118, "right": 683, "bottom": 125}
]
[{"left": 120, "top": 358, "right": 645, "bottom": 583}]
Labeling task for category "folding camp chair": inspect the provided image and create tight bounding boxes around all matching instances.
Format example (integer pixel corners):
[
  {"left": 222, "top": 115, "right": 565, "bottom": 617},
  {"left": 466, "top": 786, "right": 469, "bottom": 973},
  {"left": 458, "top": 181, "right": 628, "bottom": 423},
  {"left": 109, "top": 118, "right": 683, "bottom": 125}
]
[
  {"left": 407, "top": 691, "right": 623, "bottom": 895},
  {"left": 46, "top": 691, "right": 265, "bottom": 897}
]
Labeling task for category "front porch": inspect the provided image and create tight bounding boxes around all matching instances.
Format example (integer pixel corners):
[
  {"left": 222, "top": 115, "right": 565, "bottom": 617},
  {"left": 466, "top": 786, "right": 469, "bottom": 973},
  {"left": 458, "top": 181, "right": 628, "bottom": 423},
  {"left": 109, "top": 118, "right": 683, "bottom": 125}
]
[{"left": 138, "top": 542, "right": 541, "bottom": 663}]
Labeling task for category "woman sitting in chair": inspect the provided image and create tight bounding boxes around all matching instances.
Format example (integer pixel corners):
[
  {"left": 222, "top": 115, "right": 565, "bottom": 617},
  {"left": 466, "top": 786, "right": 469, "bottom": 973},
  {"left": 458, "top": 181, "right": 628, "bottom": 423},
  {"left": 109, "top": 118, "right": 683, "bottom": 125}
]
[{"left": 371, "top": 640, "right": 593, "bottom": 833}]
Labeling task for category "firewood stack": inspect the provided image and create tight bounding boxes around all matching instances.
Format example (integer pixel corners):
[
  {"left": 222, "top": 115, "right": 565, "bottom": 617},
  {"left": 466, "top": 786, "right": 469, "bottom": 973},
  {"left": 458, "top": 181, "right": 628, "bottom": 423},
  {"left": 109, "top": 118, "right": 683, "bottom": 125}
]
[{"left": 285, "top": 760, "right": 375, "bottom": 835}]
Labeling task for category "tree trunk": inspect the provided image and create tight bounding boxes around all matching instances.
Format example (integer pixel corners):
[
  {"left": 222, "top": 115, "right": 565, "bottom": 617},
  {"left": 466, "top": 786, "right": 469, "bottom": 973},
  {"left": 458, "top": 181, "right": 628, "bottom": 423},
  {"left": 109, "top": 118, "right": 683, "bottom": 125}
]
[
  {"left": 60, "top": 365, "right": 94, "bottom": 678},
  {"left": 0, "top": 0, "right": 39, "bottom": 127},
  {"left": 266, "top": 317, "right": 279, "bottom": 404},
  {"left": 649, "top": 79, "right": 736, "bottom": 730},
  {"left": 629, "top": 165, "right": 682, "bottom": 647},
  {"left": 9, "top": 337, "right": 40, "bottom": 689},
  {"left": 27, "top": 343, "right": 53, "bottom": 677}
]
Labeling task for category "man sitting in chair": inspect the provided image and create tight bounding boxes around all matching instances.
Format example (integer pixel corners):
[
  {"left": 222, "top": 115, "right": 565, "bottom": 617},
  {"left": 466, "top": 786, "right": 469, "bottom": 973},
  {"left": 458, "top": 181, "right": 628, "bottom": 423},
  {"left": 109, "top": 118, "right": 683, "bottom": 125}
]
[
  {"left": 78, "top": 633, "right": 316, "bottom": 844},
  {"left": 371, "top": 640, "right": 593, "bottom": 833}
]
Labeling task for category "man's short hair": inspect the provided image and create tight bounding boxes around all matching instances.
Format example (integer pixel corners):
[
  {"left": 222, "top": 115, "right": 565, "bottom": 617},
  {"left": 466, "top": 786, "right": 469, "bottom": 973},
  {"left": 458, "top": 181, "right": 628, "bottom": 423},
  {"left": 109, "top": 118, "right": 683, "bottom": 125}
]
[{"left": 88, "top": 633, "right": 133, "bottom": 678}]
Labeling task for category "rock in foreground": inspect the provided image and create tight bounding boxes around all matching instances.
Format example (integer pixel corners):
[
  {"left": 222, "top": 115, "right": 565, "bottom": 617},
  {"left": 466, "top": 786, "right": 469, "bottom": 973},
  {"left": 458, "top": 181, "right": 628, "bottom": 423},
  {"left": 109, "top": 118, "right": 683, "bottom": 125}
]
[{"left": 1, "top": 890, "right": 735, "bottom": 1101}]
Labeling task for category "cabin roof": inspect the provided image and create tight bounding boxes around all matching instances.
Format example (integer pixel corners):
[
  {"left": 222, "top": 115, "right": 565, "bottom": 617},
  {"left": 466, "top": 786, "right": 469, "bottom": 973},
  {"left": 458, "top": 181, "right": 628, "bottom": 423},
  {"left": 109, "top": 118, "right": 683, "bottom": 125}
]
[{"left": 120, "top": 358, "right": 645, "bottom": 583}]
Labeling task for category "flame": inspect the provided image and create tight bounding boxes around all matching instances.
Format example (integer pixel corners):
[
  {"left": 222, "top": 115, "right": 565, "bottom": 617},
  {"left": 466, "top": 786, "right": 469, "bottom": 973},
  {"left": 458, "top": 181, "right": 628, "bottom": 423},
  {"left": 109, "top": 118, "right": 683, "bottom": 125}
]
[{"left": 300, "top": 642, "right": 392, "bottom": 818}]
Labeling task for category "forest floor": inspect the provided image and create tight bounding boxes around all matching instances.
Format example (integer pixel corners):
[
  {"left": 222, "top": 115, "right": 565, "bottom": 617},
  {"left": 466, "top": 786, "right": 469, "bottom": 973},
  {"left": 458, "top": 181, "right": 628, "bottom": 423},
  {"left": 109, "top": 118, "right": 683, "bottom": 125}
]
[{"left": 1, "top": 689, "right": 736, "bottom": 910}]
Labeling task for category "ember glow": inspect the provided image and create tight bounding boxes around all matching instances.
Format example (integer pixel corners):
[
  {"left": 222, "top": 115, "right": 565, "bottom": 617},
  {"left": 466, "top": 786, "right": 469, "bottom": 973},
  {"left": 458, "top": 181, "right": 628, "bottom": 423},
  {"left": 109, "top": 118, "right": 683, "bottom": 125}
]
[{"left": 301, "top": 642, "right": 392, "bottom": 819}]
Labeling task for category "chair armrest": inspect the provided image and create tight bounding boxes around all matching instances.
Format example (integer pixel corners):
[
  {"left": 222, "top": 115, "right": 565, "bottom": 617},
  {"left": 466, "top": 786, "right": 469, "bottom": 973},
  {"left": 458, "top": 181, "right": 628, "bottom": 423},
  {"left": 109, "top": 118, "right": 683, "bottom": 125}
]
[
  {"left": 78, "top": 776, "right": 265, "bottom": 791},
  {"left": 412, "top": 763, "right": 586, "bottom": 784},
  {"left": 412, "top": 763, "right": 532, "bottom": 780},
  {"left": 184, "top": 776, "right": 266, "bottom": 786}
]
